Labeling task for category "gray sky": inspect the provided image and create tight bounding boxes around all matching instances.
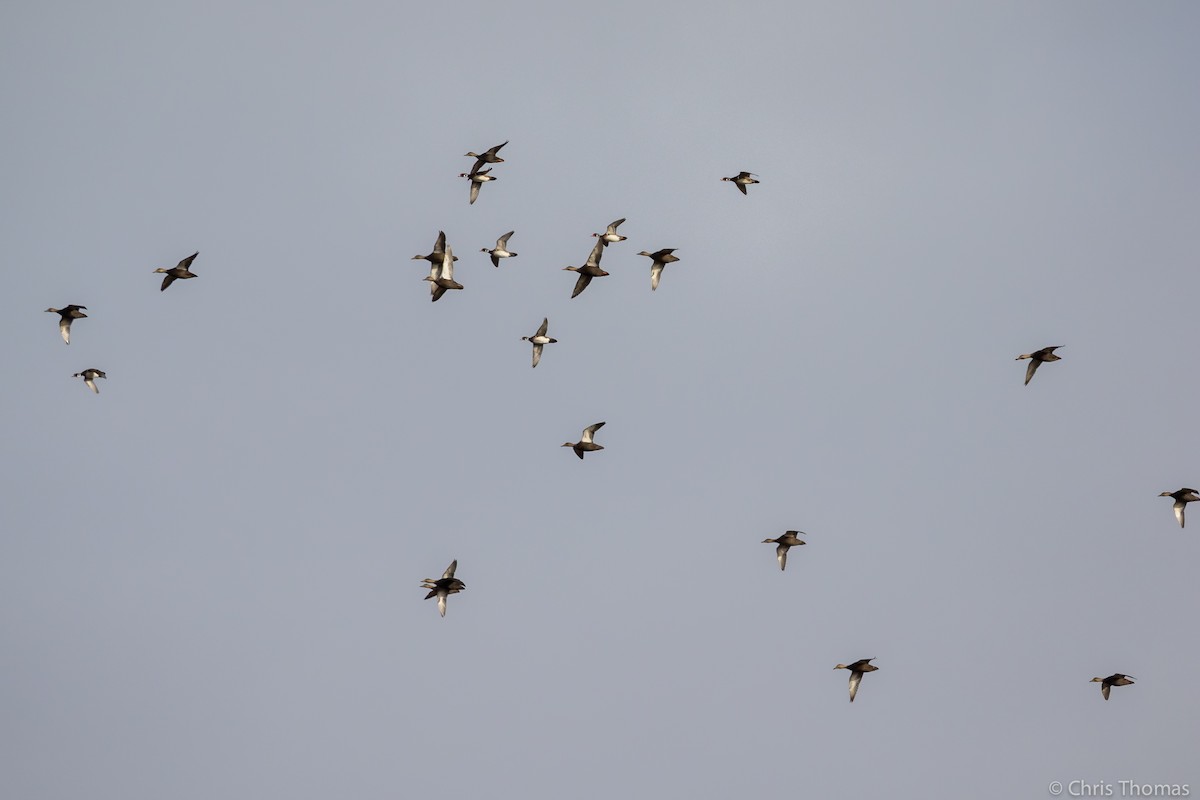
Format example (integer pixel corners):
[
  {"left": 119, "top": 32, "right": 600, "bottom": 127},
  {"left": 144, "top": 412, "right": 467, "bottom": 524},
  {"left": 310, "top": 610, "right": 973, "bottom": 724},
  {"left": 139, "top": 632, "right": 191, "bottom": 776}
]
[{"left": 2, "top": 2, "right": 1198, "bottom": 798}]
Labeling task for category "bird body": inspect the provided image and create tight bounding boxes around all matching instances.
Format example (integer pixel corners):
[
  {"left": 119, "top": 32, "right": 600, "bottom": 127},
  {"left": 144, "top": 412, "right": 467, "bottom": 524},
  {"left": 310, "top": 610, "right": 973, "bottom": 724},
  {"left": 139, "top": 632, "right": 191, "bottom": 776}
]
[
  {"left": 421, "top": 560, "right": 466, "bottom": 617},
  {"left": 424, "top": 244, "right": 463, "bottom": 301},
  {"left": 564, "top": 239, "right": 609, "bottom": 298},
  {"left": 1015, "top": 346, "right": 1063, "bottom": 385},
  {"left": 464, "top": 141, "right": 507, "bottom": 176},
  {"left": 483, "top": 231, "right": 517, "bottom": 267},
  {"left": 592, "top": 218, "right": 627, "bottom": 245},
  {"left": 522, "top": 317, "right": 557, "bottom": 367},
  {"left": 45, "top": 305, "right": 87, "bottom": 344},
  {"left": 1159, "top": 488, "right": 1199, "bottom": 528},
  {"left": 412, "top": 231, "right": 458, "bottom": 267},
  {"left": 761, "top": 530, "right": 806, "bottom": 570},
  {"left": 722, "top": 171, "right": 759, "bottom": 195},
  {"left": 1090, "top": 673, "right": 1134, "bottom": 701},
  {"left": 154, "top": 252, "right": 199, "bottom": 291},
  {"left": 562, "top": 422, "right": 606, "bottom": 459},
  {"left": 834, "top": 659, "right": 878, "bottom": 702},
  {"left": 459, "top": 168, "right": 496, "bottom": 204},
  {"left": 638, "top": 248, "right": 680, "bottom": 291},
  {"left": 73, "top": 368, "right": 107, "bottom": 394}
]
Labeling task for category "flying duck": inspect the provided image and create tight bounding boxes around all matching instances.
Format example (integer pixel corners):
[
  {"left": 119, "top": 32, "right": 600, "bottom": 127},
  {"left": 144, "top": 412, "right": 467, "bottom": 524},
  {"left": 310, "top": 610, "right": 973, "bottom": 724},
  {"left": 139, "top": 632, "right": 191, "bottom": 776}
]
[
  {"left": 592, "top": 218, "right": 627, "bottom": 245},
  {"left": 638, "top": 248, "right": 680, "bottom": 291},
  {"left": 1015, "top": 346, "right": 1063, "bottom": 385},
  {"left": 522, "top": 317, "right": 557, "bottom": 368},
  {"left": 73, "top": 368, "right": 107, "bottom": 394},
  {"left": 834, "top": 659, "right": 878, "bottom": 703},
  {"left": 564, "top": 239, "right": 609, "bottom": 298},
  {"left": 412, "top": 231, "right": 459, "bottom": 268},
  {"left": 421, "top": 560, "right": 466, "bottom": 618},
  {"left": 482, "top": 231, "right": 517, "bottom": 267},
  {"left": 459, "top": 168, "right": 496, "bottom": 205},
  {"left": 464, "top": 141, "right": 508, "bottom": 176},
  {"left": 562, "top": 422, "right": 605, "bottom": 460},
  {"left": 44, "top": 305, "right": 87, "bottom": 344},
  {"left": 721, "top": 171, "right": 760, "bottom": 195},
  {"left": 423, "top": 244, "right": 463, "bottom": 302},
  {"left": 1090, "top": 673, "right": 1134, "bottom": 701},
  {"left": 761, "top": 530, "right": 806, "bottom": 570},
  {"left": 1159, "top": 488, "right": 1200, "bottom": 528},
  {"left": 154, "top": 252, "right": 199, "bottom": 291}
]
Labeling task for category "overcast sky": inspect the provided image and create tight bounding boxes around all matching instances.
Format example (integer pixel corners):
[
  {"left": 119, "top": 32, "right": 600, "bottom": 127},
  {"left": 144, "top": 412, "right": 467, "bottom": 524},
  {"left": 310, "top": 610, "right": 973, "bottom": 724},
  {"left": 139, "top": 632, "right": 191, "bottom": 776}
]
[{"left": 2, "top": 2, "right": 1198, "bottom": 798}]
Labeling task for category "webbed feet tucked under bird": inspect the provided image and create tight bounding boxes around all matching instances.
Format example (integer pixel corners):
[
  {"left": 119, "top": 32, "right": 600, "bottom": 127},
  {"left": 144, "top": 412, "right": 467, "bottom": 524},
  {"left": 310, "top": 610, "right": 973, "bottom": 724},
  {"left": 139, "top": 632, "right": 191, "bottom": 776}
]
[
  {"left": 483, "top": 231, "right": 517, "bottom": 267},
  {"left": 522, "top": 317, "right": 557, "bottom": 368},
  {"left": 564, "top": 239, "right": 609, "bottom": 298},
  {"left": 1015, "top": 346, "right": 1062, "bottom": 385},
  {"left": 721, "top": 171, "right": 759, "bottom": 195},
  {"left": 834, "top": 659, "right": 878, "bottom": 702},
  {"left": 638, "top": 248, "right": 680, "bottom": 291},
  {"left": 1159, "top": 488, "right": 1199, "bottom": 528},
  {"left": 464, "top": 140, "right": 507, "bottom": 176},
  {"left": 459, "top": 168, "right": 496, "bottom": 205},
  {"left": 423, "top": 244, "right": 463, "bottom": 302},
  {"left": 73, "top": 368, "right": 107, "bottom": 394},
  {"left": 592, "top": 218, "right": 627, "bottom": 245},
  {"left": 45, "top": 305, "right": 87, "bottom": 344},
  {"left": 563, "top": 422, "right": 605, "bottom": 459},
  {"left": 761, "top": 530, "right": 806, "bottom": 570},
  {"left": 422, "top": 560, "right": 466, "bottom": 618},
  {"left": 412, "top": 231, "right": 458, "bottom": 268},
  {"left": 1090, "top": 673, "right": 1134, "bottom": 701},
  {"left": 154, "top": 252, "right": 199, "bottom": 291}
]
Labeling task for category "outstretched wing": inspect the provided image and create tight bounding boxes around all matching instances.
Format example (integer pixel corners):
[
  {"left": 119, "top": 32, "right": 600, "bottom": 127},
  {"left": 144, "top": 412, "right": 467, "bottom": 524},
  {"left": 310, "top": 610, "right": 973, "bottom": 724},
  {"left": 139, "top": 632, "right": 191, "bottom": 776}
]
[
  {"left": 581, "top": 422, "right": 606, "bottom": 443},
  {"left": 1024, "top": 359, "right": 1040, "bottom": 386},
  {"left": 584, "top": 238, "right": 605, "bottom": 268},
  {"left": 571, "top": 272, "right": 592, "bottom": 298}
]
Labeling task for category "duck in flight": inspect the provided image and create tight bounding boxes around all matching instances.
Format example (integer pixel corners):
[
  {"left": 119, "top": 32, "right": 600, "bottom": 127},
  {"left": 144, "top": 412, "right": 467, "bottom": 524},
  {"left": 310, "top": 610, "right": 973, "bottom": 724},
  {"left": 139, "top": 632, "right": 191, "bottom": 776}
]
[
  {"left": 721, "top": 171, "right": 760, "bottom": 195},
  {"left": 562, "top": 422, "right": 606, "bottom": 460},
  {"left": 422, "top": 560, "right": 466, "bottom": 618},
  {"left": 483, "top": 231, "right": 517, "bottom": 267},
  {"left": 1015, "top": 346, "right": 1063, "bottom": 385},
  {"left": 592, "top": 218, "right": 627, "bottom": 245},
  {"left": 154, "top": 252, "right": 199, "bottom": 291},
  {"left": 73, "top": 368, "right": 107, "bottom": 394},
  {"left": 45, "top": 305, "right": 87, "bottom": 344},
  {"left": 424, "top": 244, "right": 463, "bottom": 302},
  {"left": 459, "top": 168, "right": 496, "bottom": 205},
  {"left": 834, "top": 659, "right": 878, "bottom": 702},
  {"left": 522, "top": 318, "right": 557, "bottom": 368},
  {"left": 564, "top": 239, "right": 609, "bottom": 298},
  {"left": 1159, "top": 488, "right": 1199, "bottom": 528},
  {"left": 638, "top": 248, "right": 680, "bottom": 291},
  {"left": 1090, "top": 673, "right": 1134, "bottom": 701},
  {"left": 761, "top": 530, "right": 806, "bottom": 571},
  {"left": 464, "top": 141, "right": 507, "bottom": 176},
  {"left": 412, "top": 231, "right": 458, "bottom": 268}
]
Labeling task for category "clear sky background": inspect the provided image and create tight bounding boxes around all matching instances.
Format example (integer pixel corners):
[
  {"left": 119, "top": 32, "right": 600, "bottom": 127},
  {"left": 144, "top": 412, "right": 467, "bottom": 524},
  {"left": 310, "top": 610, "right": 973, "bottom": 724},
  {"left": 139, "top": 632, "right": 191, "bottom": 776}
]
[{"left": 2, "top": 2, "right": 1198, "bottom": 798}]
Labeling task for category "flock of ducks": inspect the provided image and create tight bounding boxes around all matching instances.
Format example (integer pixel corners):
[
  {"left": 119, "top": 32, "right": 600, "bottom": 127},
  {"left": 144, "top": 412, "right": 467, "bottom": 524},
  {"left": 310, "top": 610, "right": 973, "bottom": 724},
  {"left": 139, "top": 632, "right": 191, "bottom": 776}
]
[{"left": 45, "top": 141, "right": 1185, "bottom": 704}]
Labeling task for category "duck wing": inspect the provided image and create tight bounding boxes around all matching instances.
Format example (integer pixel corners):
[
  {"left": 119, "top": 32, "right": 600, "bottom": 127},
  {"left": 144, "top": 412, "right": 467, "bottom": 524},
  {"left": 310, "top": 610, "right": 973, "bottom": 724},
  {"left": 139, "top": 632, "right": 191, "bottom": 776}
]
[
  {"left": 571, "top": 272, "right": 592, "bottom": 298},
  {"left": 584, "top": 238, "right": 606, "bottom": 268},
  {"left": 1024, "top": 359, "right": 1040, "bottom": 385},
  {"left": 581, "top": 422, "right": 605, "bottom": 443}
]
